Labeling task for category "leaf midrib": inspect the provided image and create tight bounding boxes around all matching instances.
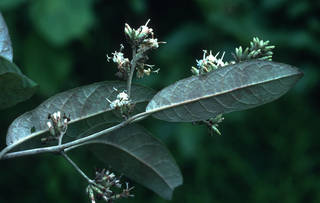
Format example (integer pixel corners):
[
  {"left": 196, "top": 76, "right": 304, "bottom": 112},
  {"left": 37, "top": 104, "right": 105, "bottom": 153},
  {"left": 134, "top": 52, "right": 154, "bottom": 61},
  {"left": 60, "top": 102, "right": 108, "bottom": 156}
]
[
  {"left": 147, "top": 72, "right": 301, "bottom": 113},
  {"left": 14, "top": 95, "right": 151, "bottom": 142}
]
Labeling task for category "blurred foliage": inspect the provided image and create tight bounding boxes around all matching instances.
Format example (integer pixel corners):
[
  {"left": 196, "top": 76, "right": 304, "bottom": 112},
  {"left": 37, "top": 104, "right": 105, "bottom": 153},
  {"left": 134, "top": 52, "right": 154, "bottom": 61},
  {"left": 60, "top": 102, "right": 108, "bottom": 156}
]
[
  {"left": 0, "top": 0, "right": 319, "bottom": 203},
  {"left": 29, "top": 0, "right": 95, "bottom": 46},
  {"left": 23, "top": 35, "right": 72, "bottom": 96},
  {"left": 0, "top": 0, "right": 26, "bottom": 10}
]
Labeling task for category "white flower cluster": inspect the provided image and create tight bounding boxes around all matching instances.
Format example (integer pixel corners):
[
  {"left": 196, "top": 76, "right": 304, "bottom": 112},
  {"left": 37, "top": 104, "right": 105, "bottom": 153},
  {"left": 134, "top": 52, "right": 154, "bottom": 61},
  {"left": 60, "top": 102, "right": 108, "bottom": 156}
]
[
  {"left": 46, "top": 111, "right": 70, "bottom": 136},
  {"left": 124, "top": 19, "right": 154, "bottom": 45},
  {"left": 124, "top": 20, "right": 163, "bottom": 78},
  {"left": 191, "top": 50, "right": 229, "bottom": 75},
  {"left": 137, "top": 38, "right": 160, "bottom": 52},
  {"left": 87, "top": 169, "right": 134, "bottom": 203},
  {"left": 107, "top": 91, "right": 130, "bottom": 110},
  {"left": 107, "top": 45, "right": 130, "bottom": 77},
  {"left": 110, "top": 51, "right": 129, "bottom": 66}
]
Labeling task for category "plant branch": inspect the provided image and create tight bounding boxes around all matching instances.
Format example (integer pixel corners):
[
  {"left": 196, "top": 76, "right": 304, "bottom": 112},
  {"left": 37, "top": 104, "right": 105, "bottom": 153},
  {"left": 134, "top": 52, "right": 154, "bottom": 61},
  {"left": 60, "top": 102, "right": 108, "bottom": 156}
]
[
  {"left": 58, "top": 131, "right": 65, "bottom": 146},
  {"left": 0, "top": 110, "right": 151, "bottom": 160},
  {"left": 127, "top": 46, "right": 137, "bottom": 98},
  {"left": 61, "top": 151, "right": 94, "bottom": 184},
  {"left": 0, "top": 130, "right": 44, "bottom": 160}
]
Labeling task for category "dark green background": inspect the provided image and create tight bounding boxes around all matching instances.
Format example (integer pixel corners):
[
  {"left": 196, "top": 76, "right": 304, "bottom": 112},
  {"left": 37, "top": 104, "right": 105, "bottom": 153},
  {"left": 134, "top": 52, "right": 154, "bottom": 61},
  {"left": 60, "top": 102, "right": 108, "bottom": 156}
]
[{"left": 1, "top": 0, "right": 319, "bottom": 202}]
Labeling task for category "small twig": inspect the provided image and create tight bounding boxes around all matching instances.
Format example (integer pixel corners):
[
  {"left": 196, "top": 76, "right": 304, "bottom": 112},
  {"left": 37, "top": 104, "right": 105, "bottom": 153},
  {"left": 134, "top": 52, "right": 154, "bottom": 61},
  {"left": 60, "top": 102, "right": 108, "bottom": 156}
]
[
  {"left": 0, "top": 130, "right": 43, "bottom": 159},
  {"left": 127, "top": 46, "right": 137, "bottom": 98},
  {"left": 0, "top": 110, "right": 151, "bottom": 160},
  {"left": 58, "top": 132, "right": 65, "bottom": 146},
  {"left": 61, "top": 151, "right": 94, "bottom": 184}
]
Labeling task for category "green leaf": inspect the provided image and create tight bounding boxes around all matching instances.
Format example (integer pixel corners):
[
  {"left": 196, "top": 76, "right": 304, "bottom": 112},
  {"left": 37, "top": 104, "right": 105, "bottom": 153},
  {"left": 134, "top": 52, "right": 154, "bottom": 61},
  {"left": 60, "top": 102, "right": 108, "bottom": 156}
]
[
  {"left": 146, "top": 60, "right": 303, "bottom": 122},
  {"left": 6, "top": 81, "right": 155, "bottom": 150},
  {"left": 0, "top": 56, "right": 38, "bottom": 109},
  {"left": 29, "top": 0, "right": 94, "bottom": 45},
  {"left": 0, "top": 12, "right": 13, "bottom": 61},
  {"left": 0, "top": 12, "right": 37, "bottom": 109},
  {"left": 87, "top": 124, "right": 183, "bottom": 200}
]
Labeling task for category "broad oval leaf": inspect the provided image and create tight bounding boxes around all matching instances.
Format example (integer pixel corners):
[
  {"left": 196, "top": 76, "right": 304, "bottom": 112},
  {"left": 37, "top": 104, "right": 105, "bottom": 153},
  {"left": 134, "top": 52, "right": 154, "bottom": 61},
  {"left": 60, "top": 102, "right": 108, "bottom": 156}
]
[
  {"left": 86, "top": 124, "right": 183, "bottom": 200},
  {"left": 6, "top": 81, "right": 155, "bottom": 150},
  {"left": 0, "top": 56, "right": 38, "bottom": 109},
  {"left": 146, "top": 60, "right": 303, "bottom": 122},
  {"left": 0, "top": 13, "right": 37, "bottom": 109},
  {"left": 0, "top": 12, "right": 13, "bottom": 61}
]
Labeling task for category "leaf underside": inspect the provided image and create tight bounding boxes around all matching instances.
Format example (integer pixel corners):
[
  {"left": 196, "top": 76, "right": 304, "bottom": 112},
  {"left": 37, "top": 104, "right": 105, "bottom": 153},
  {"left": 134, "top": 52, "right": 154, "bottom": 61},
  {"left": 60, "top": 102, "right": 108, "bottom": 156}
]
[
  {"left": 6, "top": 81, "right": 155, "bottom": 151},
  {"left": 0, "top": 13, "right": 38, "bottom": 109},
  {"left": 87, "top": 124, "right": 183, "bottom": 200},
  {"left": 146, "top": 60, "right": 303, "bottom": 122},
  {"left": 0, "top": 57, "right": 38, "bottom": 110},
  {"left": 0, "top": 12, "right": 13, "bottom": 61}
]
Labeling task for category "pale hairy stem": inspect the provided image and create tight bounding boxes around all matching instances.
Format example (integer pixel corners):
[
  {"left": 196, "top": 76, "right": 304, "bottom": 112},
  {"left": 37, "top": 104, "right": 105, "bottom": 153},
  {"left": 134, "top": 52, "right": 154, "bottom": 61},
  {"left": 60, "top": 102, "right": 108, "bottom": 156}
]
[
  {"left": 0, "top": 111, "right": 151, "bottom": 160},
  {"left": 127, "top": 46, "right": 137, "bottom": 98},
  {"left": 61, "top": 151, "right": 94, "bottom": 184},
  {"left": 64, "top": 114, "right": 150, "bottom": 153},
  {"left": 58, "top": 131, "right": 65, "bottom": 146}
]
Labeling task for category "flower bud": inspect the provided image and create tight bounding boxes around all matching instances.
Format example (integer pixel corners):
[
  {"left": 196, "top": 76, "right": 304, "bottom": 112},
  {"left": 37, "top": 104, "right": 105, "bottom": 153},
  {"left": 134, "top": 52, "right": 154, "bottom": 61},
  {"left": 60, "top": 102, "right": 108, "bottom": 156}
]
[
  {"left": 124, "top": 23, "right": 133, "bottom": 39},
  {"left": 191, "top": 66, "right": 199, "bottom": 76},
  {"left": 47, "top": 121, "right": 55, "bottom": 136},
  {"left": 143, "top": 68, "right": 151, "bottom": 76}
]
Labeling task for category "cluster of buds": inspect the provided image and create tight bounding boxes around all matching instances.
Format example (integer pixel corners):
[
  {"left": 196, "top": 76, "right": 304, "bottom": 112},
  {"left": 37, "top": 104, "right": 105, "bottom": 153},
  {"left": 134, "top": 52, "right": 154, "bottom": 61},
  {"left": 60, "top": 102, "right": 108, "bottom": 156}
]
[
  {"left": 106, "top": 89, "right": 135, "bottom": 118},
  {"left": 42, "top": 111, "right": 70, "bottom": 143},
  {"left": 191, "top": 50, "right": 228, "bottom": 76},
  {"left": 192, "top": 37, "right": 275, "bottom": 76},
  {"left": 124, "top": 19, "right": 154, "bottom": 46},
  {"left": 193, "top": 114, "right": 224, "bottom": 136},
  {"left": 232, "top": 37, "right": 275, "bottom": 62},
  {"left": 86, "top": 169, "right": 134, "bottom": 203},
  {"left": 107, "top": 20, "right": 163, "bottom": 80},
  {"left": 107, "top": 45, "right": 130, "bottom": 79},
  {"left": 124, "top": 19, "right": 164, "bottom": 78}
]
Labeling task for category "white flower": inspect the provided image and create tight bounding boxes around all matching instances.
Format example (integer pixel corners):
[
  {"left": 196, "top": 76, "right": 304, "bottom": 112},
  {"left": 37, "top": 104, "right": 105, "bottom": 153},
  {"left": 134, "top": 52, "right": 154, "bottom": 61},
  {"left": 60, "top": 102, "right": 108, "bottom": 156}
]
[
  {"left": 109, "top": 99, "right": 120, "bottom": 109},
  {"left": 109, "top": 173, "right": 115, "bottom": 179},
  {"left": 144, "top": 38, "right": 159, "bottom": 49},
  {"left": 108, "top": 91, "right": 131, "bottom": 110},
  {"left": 112, "top": 51, "right": 125, "bottom": 64},
  {"left": 117, "top": 91, "right": 129, "bottom": 101},
  {"left": 63, "top": 118, "right": 69, "bottom": 125},
  {"left": 140, "top": 25, "right": 153, "bottom": 36},
  {"left": 47, "top": 121, "right": 52, "bottom": 128}
]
